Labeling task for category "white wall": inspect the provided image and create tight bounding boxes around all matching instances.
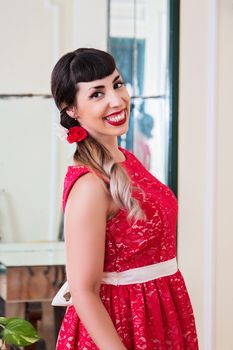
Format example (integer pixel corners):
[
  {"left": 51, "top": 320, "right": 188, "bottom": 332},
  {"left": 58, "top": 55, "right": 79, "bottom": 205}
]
[
  {"left": 73, "top": 0, "right": 108, "bottom": 49},
  {"left": 178, "top": 0, "right": 233, "bottom": 349}
]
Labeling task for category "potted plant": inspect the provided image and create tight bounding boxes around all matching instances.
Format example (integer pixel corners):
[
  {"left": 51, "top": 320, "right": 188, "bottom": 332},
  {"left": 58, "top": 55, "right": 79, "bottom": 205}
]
[{"left": 0, "top": 317, "right": 40, "bottom": 349}]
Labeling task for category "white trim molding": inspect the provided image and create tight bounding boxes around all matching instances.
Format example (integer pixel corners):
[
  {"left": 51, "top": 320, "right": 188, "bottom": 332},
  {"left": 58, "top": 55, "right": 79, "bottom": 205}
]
[
  {"left": 43, "top": 0, "right": 60, "bottom": 241},
  {"left": 178, "top": 1, "right": 218, "bottom": 349},
  {"left": 203, "top": 1, "right": 218, "bottom": 348}
]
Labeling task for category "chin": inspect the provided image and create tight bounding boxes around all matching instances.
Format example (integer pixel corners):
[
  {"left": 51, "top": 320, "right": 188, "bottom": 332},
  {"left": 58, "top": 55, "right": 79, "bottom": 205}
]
[
  {"left": 116, "top": 123, "right": 129, "bottom": 134},
  {"left": 116, "top": 130, "right": 128, "bottom": 138}
]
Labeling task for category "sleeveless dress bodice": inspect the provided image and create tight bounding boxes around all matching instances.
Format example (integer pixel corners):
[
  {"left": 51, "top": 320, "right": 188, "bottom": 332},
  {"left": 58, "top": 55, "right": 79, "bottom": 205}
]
[{"left": 56, "top": 147, "right": 199, "bottom": 350}]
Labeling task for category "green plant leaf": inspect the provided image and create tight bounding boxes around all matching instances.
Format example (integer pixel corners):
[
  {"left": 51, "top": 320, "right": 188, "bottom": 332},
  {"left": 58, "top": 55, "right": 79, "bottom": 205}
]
[{"left": 1, "top": 318, "right": 40, "bottom": 346}]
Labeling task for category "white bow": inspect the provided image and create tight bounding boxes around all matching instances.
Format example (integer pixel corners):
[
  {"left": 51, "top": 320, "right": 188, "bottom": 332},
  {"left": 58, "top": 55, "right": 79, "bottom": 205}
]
[{"left": 52, "top": 281, "right": 72, "bottom": 307}]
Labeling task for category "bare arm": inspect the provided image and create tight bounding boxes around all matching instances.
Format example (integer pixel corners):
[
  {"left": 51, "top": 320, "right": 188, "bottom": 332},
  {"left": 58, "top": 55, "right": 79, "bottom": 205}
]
[{"left": 64, "top": 173, "right": 127, "bottom": 350}]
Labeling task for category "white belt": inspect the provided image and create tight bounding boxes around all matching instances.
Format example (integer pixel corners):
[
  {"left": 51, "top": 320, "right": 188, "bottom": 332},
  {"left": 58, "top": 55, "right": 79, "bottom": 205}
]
[{"left": 51, "top": 257, "right": 178, "bottom": 307}]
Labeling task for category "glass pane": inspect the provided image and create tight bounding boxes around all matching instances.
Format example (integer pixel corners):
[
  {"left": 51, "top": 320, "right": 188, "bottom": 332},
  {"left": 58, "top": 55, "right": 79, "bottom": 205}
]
[
  {"left": 108, "top": 0, "right": 171, "bottom": 185},
  {"left": 132, "top": 97, "right": 169, "bottom": 182},
  {"left": 0, "top": 97, "right": 65, "bottom": 243}
]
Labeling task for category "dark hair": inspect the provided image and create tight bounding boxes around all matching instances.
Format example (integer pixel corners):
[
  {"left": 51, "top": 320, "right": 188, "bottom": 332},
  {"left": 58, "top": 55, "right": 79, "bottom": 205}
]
[
  {"left": 51, "top": 48, "right": 116, "bottom": 129},
  {"left": 50, "top": 48, "right": 146, "bottom": 224}
]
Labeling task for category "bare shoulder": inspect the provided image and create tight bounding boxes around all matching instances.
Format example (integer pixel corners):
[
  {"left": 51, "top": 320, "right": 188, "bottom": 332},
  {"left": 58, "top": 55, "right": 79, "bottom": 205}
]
[
  {"left": 66, "top": 171, "right": 110, "bottom": 215},
  {"left": 76, "top": 171, "right": 106, "bottom": 189}
]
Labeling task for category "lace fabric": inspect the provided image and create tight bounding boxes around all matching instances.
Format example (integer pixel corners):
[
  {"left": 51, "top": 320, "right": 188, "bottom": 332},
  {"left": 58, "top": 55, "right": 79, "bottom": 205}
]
[{"left": 56, "top": 147, "right": 199, "bottom": 349}]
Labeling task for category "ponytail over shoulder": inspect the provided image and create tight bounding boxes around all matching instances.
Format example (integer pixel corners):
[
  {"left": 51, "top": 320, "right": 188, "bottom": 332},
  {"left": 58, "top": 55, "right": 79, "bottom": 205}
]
[{"left": 81, "top": 139, "right": 146, "bottom": 224}]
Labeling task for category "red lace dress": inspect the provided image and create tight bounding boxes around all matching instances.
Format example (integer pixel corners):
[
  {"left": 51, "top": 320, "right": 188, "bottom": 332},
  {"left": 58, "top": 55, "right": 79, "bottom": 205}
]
[{"left": 56, "top": 146, "right": 199, "bottom": 350}]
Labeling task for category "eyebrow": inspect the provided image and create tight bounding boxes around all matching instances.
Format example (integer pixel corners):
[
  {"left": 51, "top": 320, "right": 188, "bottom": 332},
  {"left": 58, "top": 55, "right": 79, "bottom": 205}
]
[{"left": 88, "top": 75, "right": 120, "bottom": 90}]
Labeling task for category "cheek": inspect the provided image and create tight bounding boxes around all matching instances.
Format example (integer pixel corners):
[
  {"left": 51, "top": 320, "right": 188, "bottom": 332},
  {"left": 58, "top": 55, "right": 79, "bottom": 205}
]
[
  {"left": 92, "top": 103, "right": 107, "bottom": 118},
  {"left": 122, "top": 89, "right": 130, "bottom": 103},
  {"left": 79, "top": 102, "right": 103, "bottom": 118}
]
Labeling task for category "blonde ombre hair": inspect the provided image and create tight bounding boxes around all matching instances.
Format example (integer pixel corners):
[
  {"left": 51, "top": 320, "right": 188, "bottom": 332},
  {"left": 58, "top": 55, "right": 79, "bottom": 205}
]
[{"left": 51, "top": 48, "right": 146, "bottom": 224}]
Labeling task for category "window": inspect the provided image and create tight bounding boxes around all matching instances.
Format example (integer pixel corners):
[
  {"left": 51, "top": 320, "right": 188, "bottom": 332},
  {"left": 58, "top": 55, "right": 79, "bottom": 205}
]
[{"left": 108, "top": 0, "right": 179, "bottom": 194}]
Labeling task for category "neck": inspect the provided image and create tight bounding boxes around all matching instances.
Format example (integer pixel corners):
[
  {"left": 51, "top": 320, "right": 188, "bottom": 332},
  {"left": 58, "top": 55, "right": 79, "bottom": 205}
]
[{"left": 96, "top": 136, "right": 124, "bottom": 162}]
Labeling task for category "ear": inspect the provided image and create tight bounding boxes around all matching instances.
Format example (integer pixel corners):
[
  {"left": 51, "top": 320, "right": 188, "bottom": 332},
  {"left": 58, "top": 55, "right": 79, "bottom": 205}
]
[{"left": 65, "top": 106, "right": 78, "bottom": 119}]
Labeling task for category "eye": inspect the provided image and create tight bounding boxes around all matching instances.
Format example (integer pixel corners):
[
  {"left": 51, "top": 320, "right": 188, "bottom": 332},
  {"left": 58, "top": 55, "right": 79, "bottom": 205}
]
[
  {"left": 114, "top": 81, "right": 125, "bottom": 89},
  {"left": 89, "top": 91, "right": 103, "bottom": 99}
]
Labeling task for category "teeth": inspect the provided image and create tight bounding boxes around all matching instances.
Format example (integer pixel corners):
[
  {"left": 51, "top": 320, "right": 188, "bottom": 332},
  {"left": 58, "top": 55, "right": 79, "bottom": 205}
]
[{"left": 105, "top": 111, "right": 125, "bottom": 122}]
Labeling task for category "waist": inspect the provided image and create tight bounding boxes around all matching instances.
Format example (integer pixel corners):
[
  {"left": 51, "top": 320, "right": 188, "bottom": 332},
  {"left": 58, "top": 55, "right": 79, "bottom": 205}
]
[
  {"left": 101, "top": 257, "right": 178, "bottom": 286},
  {"left": 51, "top": 257, "right": 178, "bottom": 307}
]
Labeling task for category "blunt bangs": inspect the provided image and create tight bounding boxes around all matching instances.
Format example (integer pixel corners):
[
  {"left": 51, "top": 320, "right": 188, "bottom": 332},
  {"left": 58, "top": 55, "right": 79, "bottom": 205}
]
[{"left": 70, "top": 49, "right": 116, "bottom": 84}]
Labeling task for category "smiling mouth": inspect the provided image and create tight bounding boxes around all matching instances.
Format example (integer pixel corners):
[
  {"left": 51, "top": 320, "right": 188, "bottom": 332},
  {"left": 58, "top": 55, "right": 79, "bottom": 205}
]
[{"left": 104, "top": 108, "right": 126, "bottom": 125}]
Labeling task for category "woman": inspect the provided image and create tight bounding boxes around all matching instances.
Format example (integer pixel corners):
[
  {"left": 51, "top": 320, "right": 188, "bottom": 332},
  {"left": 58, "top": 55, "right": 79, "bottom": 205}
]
[{"left": 51, "top": 48, "right": 199, "bottom": 350}]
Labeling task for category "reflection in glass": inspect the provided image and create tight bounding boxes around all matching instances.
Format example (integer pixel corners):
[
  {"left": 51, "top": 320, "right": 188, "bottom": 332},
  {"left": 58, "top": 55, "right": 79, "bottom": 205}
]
[{"left": 108, "top": 0, "right": 174, "bottom": 186}]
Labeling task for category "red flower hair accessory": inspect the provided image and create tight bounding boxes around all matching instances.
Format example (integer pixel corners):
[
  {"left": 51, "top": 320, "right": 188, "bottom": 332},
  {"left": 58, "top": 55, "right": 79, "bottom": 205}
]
[{"left": 67, "top": 126, "right": 88, "bottom": 144}]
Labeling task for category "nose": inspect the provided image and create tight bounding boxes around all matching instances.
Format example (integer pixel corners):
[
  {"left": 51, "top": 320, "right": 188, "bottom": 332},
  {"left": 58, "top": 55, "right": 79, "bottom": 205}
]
[{"left": 107, "top": 89, "right": 124, "bottom": 108}]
